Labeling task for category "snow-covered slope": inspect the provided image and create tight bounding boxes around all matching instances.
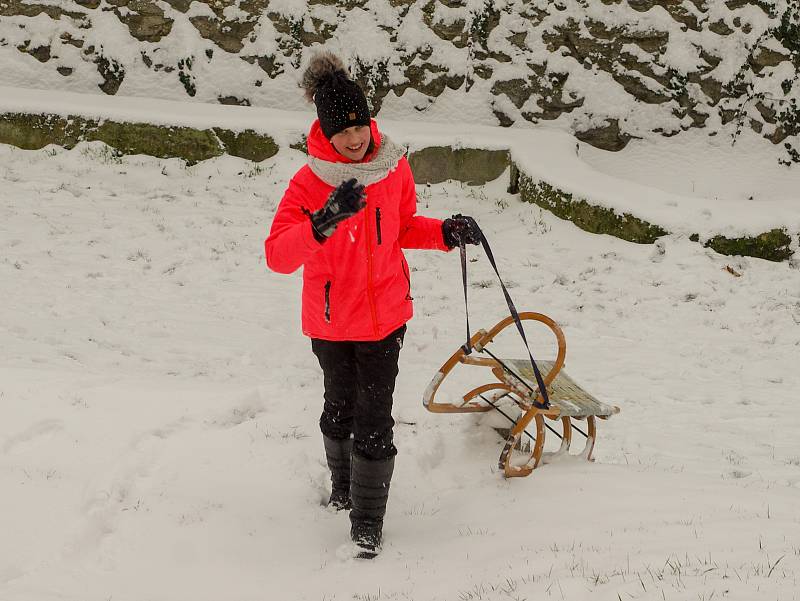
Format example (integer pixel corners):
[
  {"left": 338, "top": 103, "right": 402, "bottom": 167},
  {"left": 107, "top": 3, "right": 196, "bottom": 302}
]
[{"left": 1, "top": 141, "right": 799, "bottom": 600}]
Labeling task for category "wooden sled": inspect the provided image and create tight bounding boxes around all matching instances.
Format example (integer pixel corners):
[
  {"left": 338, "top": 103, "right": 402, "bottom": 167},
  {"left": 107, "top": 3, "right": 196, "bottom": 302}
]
[{"left": 423, "top": 312, "right": 620, "bottom": 478}]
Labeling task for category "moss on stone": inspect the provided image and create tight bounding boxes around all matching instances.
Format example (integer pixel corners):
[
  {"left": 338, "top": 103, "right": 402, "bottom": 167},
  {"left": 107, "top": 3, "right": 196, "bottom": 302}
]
[
  {"left": 517, "top": 169, "right": 668, "bottom": 243},
  {"left": 89, "top": 121, "right": 223, "bottom": 163},
  {"left": 0, "top": 112, "right": 91, "bottom": 149},
  {"left": 2, "top": 110, "right": 279, "bottom": 165},
  {"left": 408, "top": 146, "right": 509, "bottom": 185},
  {"left": 0, "top": 111, "right": 231, "bottom": 163},
  {"left": 515, "top": 167, "right": 795, "bottom": 260},
  {"left": 213, "top": 127, "right": 278, "bottom": 162},
  {"left": 704, "top": 228, "right": 794, "bottom": 262}
]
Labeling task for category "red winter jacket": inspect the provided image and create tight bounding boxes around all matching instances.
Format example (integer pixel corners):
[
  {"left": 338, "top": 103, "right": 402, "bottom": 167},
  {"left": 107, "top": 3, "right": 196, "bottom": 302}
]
[{"left": 265, "top": 119, "right": 450, "bottom": 341}]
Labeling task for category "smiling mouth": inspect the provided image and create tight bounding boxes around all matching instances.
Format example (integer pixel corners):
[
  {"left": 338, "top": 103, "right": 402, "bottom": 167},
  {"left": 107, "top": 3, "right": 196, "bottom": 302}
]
[{"left": 347, "top": 143, "right": 364, "bottom": 152}]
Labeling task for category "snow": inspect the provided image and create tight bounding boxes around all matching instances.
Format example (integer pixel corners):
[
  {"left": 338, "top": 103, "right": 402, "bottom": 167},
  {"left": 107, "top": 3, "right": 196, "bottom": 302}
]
[
  {"left": 580, "top": 128, "right": 796, "bottom": 201},
  {"left": 2, "top": 115, "right": 800, "bottom": 598},
  {"left": 267, "top": 0, "right": 309, "bottom": 22},
  {"left": 1, "top": 0, "right": 799, "bottom": 593}
]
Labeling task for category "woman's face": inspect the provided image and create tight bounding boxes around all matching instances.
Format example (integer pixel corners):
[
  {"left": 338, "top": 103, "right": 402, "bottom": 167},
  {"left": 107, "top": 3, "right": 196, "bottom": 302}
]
[{"left": 330, "top": 125, "right": 371, "bottom": 161}]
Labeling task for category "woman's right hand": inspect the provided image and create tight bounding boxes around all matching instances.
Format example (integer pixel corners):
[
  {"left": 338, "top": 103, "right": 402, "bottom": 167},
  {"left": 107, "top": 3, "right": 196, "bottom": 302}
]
[
  {"left": 442, "top": 214, "right": 482, "bottom": 248},
  {"left": 310, "top": 178, "right": 367, "bottom": 239}
]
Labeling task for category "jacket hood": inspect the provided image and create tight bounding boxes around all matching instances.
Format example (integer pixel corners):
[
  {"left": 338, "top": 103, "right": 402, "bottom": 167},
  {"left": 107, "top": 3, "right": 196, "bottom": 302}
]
[{"left": 307, "top": 118, "right": 382, "bottom": 164}]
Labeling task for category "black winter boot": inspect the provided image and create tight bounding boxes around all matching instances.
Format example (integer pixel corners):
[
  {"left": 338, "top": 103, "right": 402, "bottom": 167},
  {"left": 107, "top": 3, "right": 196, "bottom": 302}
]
[
  {"left": 323, "top": 435, "right": 352, "bottom": 510},
  {"left": 349, "top": 454, "right": 395, "bottom": 559}
]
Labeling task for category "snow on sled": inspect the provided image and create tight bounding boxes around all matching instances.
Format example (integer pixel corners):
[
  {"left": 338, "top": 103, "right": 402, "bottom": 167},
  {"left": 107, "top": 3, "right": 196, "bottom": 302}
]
[{"left": 423, "top": 311, "right": 620, "bottom": 478}]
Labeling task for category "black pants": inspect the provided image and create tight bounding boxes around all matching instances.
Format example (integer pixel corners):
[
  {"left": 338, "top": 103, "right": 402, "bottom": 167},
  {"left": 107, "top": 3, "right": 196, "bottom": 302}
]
[{"left": 311, "top": 325, "right": 406, "bottom": 461}]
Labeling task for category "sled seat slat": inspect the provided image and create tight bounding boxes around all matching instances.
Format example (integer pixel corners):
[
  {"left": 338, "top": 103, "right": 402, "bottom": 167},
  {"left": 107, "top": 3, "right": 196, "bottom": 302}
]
[{"left": 500, "top": 359, "right": 619, "bottom": 418}]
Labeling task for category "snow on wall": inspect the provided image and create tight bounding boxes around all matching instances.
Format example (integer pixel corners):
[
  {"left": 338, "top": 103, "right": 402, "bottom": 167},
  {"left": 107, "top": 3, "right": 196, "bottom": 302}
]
[{"left": 0, "top": 0, "right": 798, "bottom": 159}]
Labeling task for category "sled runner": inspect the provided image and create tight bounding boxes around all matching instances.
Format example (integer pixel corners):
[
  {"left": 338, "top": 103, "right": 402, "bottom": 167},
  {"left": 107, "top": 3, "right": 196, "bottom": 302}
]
[{"left": 423, "top": 311, "right": 620, "bottom": 478}]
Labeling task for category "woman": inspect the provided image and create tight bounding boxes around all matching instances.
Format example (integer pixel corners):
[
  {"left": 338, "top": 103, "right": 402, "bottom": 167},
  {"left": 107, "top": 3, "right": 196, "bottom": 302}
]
[{"left": 264, "top": 51, "right": 481, "bottom": 559}]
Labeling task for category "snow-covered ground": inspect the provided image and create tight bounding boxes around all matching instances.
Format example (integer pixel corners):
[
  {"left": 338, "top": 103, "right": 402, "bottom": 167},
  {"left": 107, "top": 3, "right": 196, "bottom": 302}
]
[{"left": 2, "top": 139, "right": 799, "bottom": 600}]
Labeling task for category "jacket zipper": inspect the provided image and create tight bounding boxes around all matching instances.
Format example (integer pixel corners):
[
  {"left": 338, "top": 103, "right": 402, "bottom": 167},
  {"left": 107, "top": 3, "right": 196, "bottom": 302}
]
[
  {"left": 324, "top": 280, "right": 331, "bottom": 323},
  {"left": 401, "top": 258, "right": 413, "bottom": 301},
  {"left": 375, "top": 207, "right": 382, "bottom": 245}
]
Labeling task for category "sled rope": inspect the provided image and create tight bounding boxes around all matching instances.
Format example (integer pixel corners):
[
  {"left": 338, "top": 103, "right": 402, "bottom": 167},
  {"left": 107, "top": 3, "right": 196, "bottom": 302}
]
[
  {"left": 480, "top": 347, "right": 589, "bottom": 439},
  {"left": 457, "top": 232, "right": 551, "bottom": 410},
  {"left": 479, "top": 392, "right": 588, "bottom": 441},
  {"left": 459, "top": 243, "right": 471, "bottom": 355},
  {"left": 478, "top": 393, "right": 537, "bottom": 443},
  {"left": 480, "top": 392, "right": 572, "bottom": 442}
]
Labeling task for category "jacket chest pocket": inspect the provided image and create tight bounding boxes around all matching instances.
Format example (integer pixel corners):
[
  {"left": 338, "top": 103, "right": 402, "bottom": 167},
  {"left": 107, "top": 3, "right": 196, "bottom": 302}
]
[{"left": 372, "top": 201, "right": 398, "bottom": 246}]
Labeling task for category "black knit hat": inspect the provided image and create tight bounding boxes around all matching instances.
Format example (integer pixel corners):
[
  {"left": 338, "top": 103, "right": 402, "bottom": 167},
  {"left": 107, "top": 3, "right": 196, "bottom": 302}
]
[{"left": 301, "top": 52, "right": 371, "bottom": 139}]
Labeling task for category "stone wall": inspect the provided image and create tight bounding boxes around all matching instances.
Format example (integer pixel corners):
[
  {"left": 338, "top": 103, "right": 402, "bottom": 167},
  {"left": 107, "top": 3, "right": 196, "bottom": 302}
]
[
  {"left": 513, "top": 166, "right": 796, "bottom": 261},
  {"left": 0, "top": 111, "right": 279, "bottom": 163},
  {"left": 1, "top": 0, "right": 798, "bottom": 160},
  {"left": 0, "top": 106, "right": 795, "bottom": 260}
]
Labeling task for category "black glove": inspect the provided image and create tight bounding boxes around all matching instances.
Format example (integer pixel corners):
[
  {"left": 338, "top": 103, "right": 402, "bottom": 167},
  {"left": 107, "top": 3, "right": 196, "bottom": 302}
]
[
  {"left": 310, "top": 178, "right": 367, "bottom": 239},
  {"left": 442, "top": 214, "right": 482, "bottom": 248}
]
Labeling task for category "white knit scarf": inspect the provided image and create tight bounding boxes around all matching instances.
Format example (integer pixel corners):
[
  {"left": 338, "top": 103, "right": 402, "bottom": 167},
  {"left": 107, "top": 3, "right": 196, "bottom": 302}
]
[{"left": 307, "top": 134, "right": 407, "bottom": 187}]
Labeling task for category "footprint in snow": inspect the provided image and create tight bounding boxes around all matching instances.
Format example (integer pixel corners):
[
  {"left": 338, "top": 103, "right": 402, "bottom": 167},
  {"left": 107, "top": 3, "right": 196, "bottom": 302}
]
[{"left": 2, "top": 419, "right": 63, "bottom": 454}]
